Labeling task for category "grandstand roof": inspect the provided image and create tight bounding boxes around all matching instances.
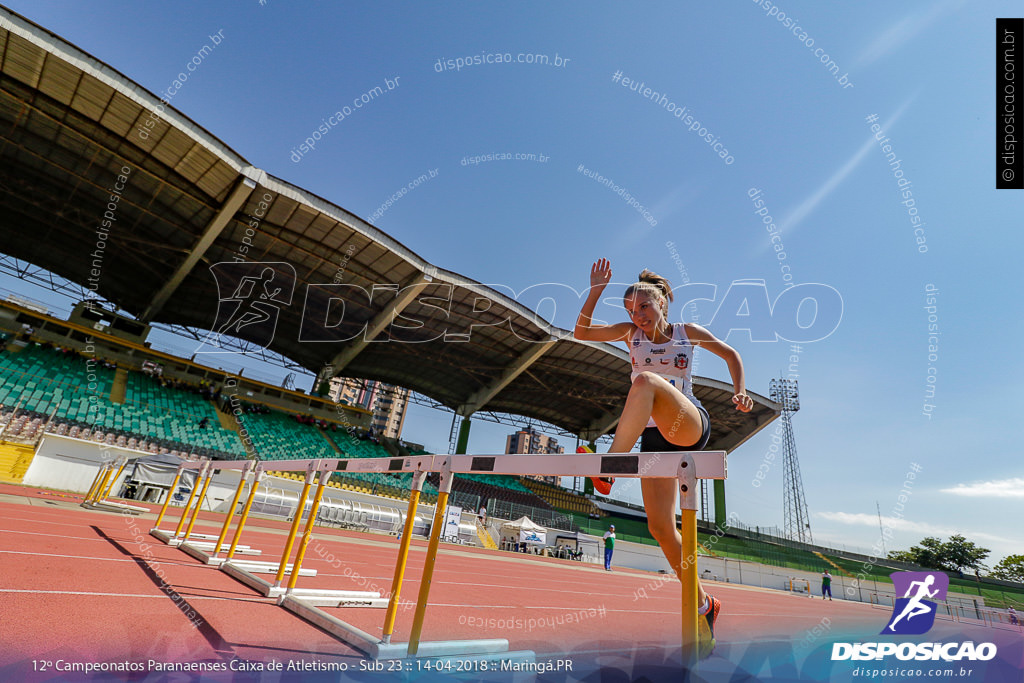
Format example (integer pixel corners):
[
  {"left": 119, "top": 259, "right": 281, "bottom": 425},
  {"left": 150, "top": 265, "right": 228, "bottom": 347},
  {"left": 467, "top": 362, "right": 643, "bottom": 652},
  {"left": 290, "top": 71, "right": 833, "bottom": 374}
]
[{"left": 0, "top": 8, "right": 780, "bottom": 446}]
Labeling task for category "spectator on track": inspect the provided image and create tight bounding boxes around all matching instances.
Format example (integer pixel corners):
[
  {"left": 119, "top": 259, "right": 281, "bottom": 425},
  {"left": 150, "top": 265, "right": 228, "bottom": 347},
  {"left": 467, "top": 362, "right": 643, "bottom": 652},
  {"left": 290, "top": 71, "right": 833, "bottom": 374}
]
[{"left": 603, "top": 525, "right": 615, "bottom": 571}]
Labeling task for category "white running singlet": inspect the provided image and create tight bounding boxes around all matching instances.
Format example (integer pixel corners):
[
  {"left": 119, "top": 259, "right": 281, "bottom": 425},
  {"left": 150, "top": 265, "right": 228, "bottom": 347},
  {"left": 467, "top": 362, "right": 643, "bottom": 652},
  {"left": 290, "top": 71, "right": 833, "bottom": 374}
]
[{"left": 629, "top": 323, "right": 703, "bottom": 428}]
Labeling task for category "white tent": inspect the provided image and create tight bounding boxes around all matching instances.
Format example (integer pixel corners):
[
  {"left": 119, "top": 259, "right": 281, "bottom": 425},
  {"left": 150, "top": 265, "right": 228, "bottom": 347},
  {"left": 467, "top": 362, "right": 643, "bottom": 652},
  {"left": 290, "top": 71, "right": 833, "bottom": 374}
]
[{"left": 501, "top": 516, "right": 547, "bottom": 545}]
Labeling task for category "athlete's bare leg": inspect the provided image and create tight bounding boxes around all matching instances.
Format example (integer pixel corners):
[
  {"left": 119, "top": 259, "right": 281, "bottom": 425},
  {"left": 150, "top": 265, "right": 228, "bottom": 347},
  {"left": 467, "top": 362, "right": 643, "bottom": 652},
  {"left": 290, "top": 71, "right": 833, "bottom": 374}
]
[
  {"left": 642, "top": 478, "right": 708, "bottom": 606},
  {"left": 607, "top": 371, "right": 703, "bottom": 454},
  {"left": 606, "top": 372, "right": 709, "bottom": 605}
]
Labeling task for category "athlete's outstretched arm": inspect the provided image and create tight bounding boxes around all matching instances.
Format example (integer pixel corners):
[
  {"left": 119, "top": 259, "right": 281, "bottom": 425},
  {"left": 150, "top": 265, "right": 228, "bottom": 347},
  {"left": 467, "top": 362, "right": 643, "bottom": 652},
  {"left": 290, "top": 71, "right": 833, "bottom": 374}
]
[
  {"left": 574, "top": 258, "right": 633, "bottom": 343},
  {"left": 684, "top": 323, "right": 753, "bottom": 412}
]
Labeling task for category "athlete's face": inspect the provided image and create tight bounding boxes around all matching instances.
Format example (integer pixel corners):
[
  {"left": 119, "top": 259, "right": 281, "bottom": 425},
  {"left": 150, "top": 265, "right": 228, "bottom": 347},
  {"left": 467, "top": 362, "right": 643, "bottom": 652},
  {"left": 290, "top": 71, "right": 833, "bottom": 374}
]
[{"left": 624, "top": 292, "right": 667, "bottom": 334}]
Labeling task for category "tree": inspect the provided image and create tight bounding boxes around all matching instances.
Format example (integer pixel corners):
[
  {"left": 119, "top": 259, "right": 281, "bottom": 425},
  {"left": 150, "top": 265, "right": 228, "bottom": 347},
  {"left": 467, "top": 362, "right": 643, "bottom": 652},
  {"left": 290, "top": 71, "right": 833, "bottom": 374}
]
[
  {"left": 886, "top": 535, "right": 990, "bottom": 572},
  {"left": 940, "top": 534, "right": 990, "bottom": 573},
  {"left": 887, "top": 550, "right": 918, "bottom": 564},
  {"left": 991, "top": 555, "right": 1024, "bottom": 582},
  {"left": 915, "top": 537, "right": 945, "bottom": 569}
]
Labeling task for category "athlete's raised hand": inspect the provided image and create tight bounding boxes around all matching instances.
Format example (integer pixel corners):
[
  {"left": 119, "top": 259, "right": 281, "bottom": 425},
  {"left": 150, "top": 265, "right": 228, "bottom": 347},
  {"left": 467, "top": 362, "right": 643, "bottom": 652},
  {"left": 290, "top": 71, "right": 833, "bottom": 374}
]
[
  {"left": 590, "top": 258, "right": 612, "bottom": 291},
  {"left": 732, "top": 393, "right": 753, "bottom": 413}
]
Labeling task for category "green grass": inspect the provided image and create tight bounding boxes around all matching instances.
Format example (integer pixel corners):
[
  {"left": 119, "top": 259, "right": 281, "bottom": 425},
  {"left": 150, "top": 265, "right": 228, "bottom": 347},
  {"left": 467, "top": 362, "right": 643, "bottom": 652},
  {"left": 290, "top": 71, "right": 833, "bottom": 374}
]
[
  {"left": 563, "top": 510, "right": 1024, "bottom": 608},
  {"left": 812, "top": 555, "right": 1024, "bottom": 609}
]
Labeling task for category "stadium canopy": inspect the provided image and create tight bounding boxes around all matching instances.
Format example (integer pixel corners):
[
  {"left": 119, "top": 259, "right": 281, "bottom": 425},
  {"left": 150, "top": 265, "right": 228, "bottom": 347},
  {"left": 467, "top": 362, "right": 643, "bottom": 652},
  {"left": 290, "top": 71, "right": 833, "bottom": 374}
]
[{"left": 0, "top": 8, "right": 780, "bottom": 446}]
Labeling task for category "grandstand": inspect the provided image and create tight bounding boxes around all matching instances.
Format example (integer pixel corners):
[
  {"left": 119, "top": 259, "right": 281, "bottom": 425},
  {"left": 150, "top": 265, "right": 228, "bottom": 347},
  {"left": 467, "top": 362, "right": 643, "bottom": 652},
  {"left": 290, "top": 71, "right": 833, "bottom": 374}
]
[
  {"left": 0, "top": 334, "right": 459, "bottom": 504},
  {"left": 519, "top": 476, "right": 604, "bottom": 517},
  {"left": 232, "top": 407, "right": 337, "bottom": 461},
  {"left": 0, "top": 0, "right": 829, "bottom": 572},
  {"left": 0, "top": 341, "right": 244, "bottom": 459}
]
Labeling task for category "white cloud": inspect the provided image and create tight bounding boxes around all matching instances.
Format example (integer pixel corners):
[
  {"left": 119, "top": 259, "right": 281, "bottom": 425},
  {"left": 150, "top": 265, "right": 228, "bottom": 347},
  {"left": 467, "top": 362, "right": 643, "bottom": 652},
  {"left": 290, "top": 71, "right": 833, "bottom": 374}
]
[
  {"left": 776, "top": 97, "right": 915, "bottom": 235},
  {"left": 816, "top": 511, "right": 1014, "bottom": 547},
  {"left": 853, "top": 0, "right": 968, "bottom": 69},
  {"left": 776, "top": 135, "right": 875, "bottom": 233},
  {"left": 940, "top": 478, "right": 1024, "bottom": 498}
]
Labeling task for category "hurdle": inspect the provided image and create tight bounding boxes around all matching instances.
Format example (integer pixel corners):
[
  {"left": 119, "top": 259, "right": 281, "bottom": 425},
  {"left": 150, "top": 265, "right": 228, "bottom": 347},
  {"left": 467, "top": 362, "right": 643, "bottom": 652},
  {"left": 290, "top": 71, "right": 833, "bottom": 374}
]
[
  {"left": 81, "top": 456, "right": 147, "bottom": 514},
  {"left": 267, "top": 450, "right": 725, "bottom": 666},
  {"left": 82, "top": 462, "right": 110, "bottom": 503},
  {"left": 149, "top": 460, "right": 261, "bottom": 558},
  {"left": 142, "top": 450, "right": 724, "bottom": 667},
  {"left": 174, "top": 460, "right": 269, "bottom": 566},
  {"left": 211, "top": 459, "right": 383, "bottom": 601},
  {"left": 150, "top": 461, "right": 207, "bottom": 547},
  {"left": 152, "top": 464, "right": 184, "bottom": 529}
]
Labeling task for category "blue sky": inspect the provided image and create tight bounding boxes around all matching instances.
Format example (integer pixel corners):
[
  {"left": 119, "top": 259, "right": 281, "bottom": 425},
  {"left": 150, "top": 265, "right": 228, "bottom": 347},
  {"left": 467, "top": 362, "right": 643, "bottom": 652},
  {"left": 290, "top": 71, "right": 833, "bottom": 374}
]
[{"left": 3, "top": 1, "right": 1022, "bottom": 566}]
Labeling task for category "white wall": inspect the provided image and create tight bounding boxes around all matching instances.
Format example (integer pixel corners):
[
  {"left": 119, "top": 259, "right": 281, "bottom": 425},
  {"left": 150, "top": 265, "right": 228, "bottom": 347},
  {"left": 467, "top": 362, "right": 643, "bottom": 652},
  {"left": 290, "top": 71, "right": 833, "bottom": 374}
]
[{"left": 25, "top": 434, "right": 145, "bottom": 493}]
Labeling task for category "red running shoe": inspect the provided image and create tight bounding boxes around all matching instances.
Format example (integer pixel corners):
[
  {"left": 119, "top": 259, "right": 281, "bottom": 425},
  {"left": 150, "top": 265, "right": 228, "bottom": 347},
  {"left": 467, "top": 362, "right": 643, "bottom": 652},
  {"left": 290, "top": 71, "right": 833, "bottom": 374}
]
[
  {"left": 577, "top": 445, "right": 614, "bottom": 494},
  {"left": 698, "top": 595, "right": 722, "bottom": 659}
]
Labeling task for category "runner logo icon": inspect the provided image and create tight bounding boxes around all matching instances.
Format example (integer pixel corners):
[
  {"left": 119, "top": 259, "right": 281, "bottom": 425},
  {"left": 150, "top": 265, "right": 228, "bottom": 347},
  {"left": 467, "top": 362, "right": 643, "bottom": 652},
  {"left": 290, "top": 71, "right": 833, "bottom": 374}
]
[
  {"left": 881, "top": 571, "right": 948, "bottom": 635},
  {"left": 202, "top": 262, "right": 296, "bottom": 351}
]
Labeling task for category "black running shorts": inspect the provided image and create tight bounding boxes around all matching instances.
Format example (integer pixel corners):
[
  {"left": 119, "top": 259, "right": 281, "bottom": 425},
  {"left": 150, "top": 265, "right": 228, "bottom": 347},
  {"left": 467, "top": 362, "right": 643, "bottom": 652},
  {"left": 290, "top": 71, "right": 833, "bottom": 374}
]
[{"left": 640, "top": 405, "right": 711, "bottom": 452}]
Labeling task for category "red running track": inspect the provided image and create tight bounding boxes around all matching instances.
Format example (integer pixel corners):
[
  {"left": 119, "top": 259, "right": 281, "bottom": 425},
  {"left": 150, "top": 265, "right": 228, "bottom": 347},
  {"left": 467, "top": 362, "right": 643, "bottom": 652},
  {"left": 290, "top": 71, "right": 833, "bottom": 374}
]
[{"left": 1, "top": 483, "right": 1017, "bottom": 682}]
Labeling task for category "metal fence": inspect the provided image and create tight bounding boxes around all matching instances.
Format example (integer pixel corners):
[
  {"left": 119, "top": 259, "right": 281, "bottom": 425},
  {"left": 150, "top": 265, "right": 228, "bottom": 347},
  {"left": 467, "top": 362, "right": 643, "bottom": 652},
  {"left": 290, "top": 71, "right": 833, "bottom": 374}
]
[
  {"left": 450, "top": 490, "right": 480, "bottom": 512},
  {"left": 486, "top": 498, "right": 579, "bottom": 532}
]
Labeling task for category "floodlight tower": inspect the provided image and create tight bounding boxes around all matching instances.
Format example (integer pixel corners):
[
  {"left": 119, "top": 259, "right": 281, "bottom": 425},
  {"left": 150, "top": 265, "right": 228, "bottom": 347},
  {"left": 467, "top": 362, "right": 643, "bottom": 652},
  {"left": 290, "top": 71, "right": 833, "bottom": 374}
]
[{"left": 770, "top": 377, "right": 812, "bottom": 544}]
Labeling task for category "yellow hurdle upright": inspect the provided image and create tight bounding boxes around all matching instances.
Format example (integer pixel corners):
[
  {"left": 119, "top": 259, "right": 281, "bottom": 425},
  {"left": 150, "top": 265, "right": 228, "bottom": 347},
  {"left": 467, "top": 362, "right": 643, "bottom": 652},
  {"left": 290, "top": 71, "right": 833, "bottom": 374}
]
[
  {"left": 274, "top": 466, "right": 315, "bottom": 587},
  {"left": 212, "top": 463, "right": 251, "bottom": 557},
  {"left": 227, "top": 469, "right": 263, "bottom": 560},
  {"left": 285, "top": 470, "right": 330, "bottom": 593},
  {"left": 677, "top": 454, "right": 699, "bottom": 668},
  {"left": 407, "top": 465, "right": 453, "bottom": 656},
  {"left": 153, "top": 467, "right": 184, "bottom": 530},
  {"left": 172, "top": 463, "right": 207, "bottom": 538},
  {"left": 100, "top": 460, "right": 128, "bottom": 500},
  {"left": 381, "top": 470, "right": 425, "bottom": 644},
  {"left": 83, "top": 463, "right": 109, "bottom": 503},
  {"left": 183, "top": 465, "right": 214, "bottom": 542},
  {"left": 89, "top": 463, "right": 115, "bottom": 504}
]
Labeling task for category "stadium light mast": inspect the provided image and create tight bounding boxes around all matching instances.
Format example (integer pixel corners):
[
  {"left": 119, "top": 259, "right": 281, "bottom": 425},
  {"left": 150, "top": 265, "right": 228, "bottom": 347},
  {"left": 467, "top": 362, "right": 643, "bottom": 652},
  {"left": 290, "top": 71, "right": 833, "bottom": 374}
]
[{"left": 770, "top": 377, "right": 812, "bottom": 544}]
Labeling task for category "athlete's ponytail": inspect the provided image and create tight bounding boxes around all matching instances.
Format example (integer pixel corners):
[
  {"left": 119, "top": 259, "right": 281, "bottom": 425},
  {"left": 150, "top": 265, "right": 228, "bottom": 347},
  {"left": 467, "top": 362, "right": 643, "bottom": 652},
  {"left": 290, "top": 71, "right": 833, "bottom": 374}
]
[{"left": 625, "top": 269, "right": 673, "bottom": 315}]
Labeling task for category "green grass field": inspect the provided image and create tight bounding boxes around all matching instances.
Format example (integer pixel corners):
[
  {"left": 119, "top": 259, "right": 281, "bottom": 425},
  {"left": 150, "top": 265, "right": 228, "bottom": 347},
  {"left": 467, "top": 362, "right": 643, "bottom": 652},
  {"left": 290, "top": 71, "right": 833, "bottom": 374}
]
[{"left": 559, "top": 510, "right": 1024, "bottom": 609}]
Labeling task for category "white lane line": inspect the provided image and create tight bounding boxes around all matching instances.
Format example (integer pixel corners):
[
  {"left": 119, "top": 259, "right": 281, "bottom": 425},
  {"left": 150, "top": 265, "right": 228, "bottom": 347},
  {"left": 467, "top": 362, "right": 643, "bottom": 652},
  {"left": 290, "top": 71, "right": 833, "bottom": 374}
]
[
  {"left": 0, "top": 529, "right": 111, "bottom": 542},
  {"left": 0, "top": 588, "right": 273, "bottom": 603},
  {"left": 1, "top": 515, "right": 99, "bottom": 528},
  {"left": 0, "top": 549, "right": 198, "bottom": 565}
]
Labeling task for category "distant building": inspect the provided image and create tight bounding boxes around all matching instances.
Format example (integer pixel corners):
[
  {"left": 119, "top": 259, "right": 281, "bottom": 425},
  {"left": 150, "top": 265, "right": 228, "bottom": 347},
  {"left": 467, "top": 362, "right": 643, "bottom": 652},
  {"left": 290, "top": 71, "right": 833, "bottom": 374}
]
[
  {"left": 506, "top": 427, "right": 563, "bottom": 485},
  {"left": 329, "top": 377, "right": 409, "bottom": 439},
  {"left": 372, "top": 384, "right": 409, "bottom": 440},
  {"left": 329, "top": 377, "right": 375, "bottom": 411}
]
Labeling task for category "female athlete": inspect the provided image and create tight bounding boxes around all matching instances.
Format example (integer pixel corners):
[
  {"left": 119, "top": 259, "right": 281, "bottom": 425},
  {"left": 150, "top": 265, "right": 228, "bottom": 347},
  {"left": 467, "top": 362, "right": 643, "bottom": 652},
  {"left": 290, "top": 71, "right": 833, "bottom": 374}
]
[{"left": 573, "top": 258, "right": 753, "bottom": 657}]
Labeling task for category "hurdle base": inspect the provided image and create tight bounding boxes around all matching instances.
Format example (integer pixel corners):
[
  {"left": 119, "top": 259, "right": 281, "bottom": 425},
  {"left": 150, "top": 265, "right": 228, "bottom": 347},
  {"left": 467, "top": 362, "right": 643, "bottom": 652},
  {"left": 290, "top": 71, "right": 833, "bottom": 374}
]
[
  {"left": 280, "top": 595, "right": 531, "bottom": 661},
  {"left": 150, "top": 529, "right": 257, "bottom": 552},
  {"left": 180, "top": 542, "right": 262, "bottom": 565},
  {"left": 221, "top": 559, "right": 316, "bottom": 577},
  {"left": 221, "top": 561, "right": 344, "bottom": 598},
  {"left": 282, "top": 595, "right": 390, "bottom": 608},
  {"left": 83, "top": 500, "right": 147, "bottom": 514}
]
